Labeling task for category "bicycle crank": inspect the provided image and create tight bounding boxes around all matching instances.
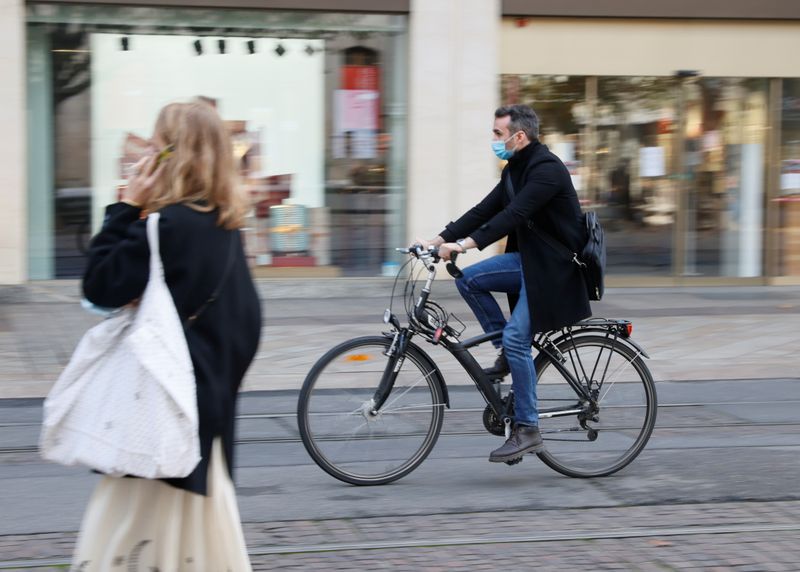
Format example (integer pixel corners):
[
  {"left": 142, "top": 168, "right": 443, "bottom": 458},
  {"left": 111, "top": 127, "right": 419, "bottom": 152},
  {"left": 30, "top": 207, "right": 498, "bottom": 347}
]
[{"left": 482, "top": 395, "right": 515, "bottom": 437}]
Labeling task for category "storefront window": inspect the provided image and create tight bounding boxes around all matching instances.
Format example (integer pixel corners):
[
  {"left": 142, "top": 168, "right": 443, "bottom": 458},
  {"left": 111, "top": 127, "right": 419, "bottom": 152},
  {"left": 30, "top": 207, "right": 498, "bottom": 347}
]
[
  {"left": 778, "top": 79, "right": 800, "bottom": 276},
  {"left": 502, "top": 75, "right": 588, "bottom": 196},
  {"left": 597, "top": 77, "right": 677, "bottom": 275},
  {"left": 26, "top": 4, "right": 407, "bottom": 279},
  {"left": 502, "top": 73, "right": 771, "bottom": 279}
]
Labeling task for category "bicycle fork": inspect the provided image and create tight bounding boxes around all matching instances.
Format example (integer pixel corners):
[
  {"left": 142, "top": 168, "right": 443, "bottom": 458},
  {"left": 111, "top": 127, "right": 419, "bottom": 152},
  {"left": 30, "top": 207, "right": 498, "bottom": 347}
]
[{"left": 371, "top": 328, "right": 411, "bottom": 413}]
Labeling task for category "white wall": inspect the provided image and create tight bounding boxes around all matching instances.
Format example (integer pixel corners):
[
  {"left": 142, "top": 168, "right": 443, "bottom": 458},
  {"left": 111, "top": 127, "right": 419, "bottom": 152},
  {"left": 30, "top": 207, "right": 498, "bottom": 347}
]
[
  {"left": 501, "top": 18, "right": 800, "bottom": 77},
  {"left": 91, "top": 34, "right": 325, "bottom": 230},
  {"left": 0, "top": 0, "right": 26, "bottom": 284},
  {"left": 408, "top": 0, "right": 500, "bottom": 261}
]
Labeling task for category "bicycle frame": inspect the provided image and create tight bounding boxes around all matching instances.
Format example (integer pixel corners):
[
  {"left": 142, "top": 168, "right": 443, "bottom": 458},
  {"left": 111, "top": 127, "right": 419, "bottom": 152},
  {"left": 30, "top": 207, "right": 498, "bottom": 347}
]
[{"left": 441, "top": 331, "right": 592, "bottom": 421}]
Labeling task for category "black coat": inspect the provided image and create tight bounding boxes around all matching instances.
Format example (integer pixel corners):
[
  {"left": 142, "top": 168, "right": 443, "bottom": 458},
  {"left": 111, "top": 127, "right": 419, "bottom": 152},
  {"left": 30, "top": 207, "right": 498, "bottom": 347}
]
[
  {"left": 440, "top": 141, "right": 591, "bottom": 333},
  {"left": 83, "top": 202, "right": 262, "bottom": 495}
]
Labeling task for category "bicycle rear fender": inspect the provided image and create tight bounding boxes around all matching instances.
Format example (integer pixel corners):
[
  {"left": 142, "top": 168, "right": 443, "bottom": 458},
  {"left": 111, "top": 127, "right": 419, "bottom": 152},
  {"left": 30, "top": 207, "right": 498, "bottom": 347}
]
[{"left": 383, "top": 334, "right": 451, "bottom": 408}]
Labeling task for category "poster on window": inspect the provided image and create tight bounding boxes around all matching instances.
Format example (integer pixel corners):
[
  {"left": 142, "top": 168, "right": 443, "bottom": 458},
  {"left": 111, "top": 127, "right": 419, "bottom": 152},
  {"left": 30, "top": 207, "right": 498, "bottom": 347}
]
[
  {"left": 781, "top": 159, "right": 800, "bottom": 192},
  {"left": 640, "top": 146, "right": 666, "bottom": 177},
  {"left": 333, "top": 89, "right": 379, "bottom": 159}
]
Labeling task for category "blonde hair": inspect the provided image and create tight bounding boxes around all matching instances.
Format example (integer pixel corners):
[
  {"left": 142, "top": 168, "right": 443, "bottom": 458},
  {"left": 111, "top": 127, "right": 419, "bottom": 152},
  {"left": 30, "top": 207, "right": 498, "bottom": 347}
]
[{"left": 145, "top": 101, "right": 248, "bottom": 229}]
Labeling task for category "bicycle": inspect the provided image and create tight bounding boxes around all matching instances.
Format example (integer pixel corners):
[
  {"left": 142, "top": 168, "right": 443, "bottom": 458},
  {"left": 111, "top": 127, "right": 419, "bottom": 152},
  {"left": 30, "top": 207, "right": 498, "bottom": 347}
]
[{"left": 297, "top": 245, "right": 657, "bottom": 486}]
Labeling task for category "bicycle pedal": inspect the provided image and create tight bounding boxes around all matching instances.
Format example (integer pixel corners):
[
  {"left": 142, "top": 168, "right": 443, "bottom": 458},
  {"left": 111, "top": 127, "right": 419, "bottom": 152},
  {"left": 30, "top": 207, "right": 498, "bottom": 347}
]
[{"left": 504, "top": 457, "right": 523, "bottom": 466}]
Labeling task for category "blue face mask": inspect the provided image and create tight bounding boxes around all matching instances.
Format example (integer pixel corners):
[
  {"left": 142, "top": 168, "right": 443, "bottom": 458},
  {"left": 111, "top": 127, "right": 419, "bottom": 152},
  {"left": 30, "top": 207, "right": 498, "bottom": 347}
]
[{"left": 491, "top": 133, "right": 518, "bottom": 160}]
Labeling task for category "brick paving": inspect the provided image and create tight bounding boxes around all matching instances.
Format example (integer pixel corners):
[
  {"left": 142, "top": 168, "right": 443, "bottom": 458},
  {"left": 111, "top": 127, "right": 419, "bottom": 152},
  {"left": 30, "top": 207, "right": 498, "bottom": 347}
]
[
  {"left": 249, "top": 531, "right": 800, "bottom": 571},
  {"left": 2, "top": 500, "right": 799, "bottom": 570}
]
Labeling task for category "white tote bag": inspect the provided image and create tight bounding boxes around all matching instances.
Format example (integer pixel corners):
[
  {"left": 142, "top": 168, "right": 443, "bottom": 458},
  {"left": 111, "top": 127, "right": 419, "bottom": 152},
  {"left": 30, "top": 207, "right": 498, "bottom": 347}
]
[{"left": 40, "top": 212, "right": 201, "bottom": 479}]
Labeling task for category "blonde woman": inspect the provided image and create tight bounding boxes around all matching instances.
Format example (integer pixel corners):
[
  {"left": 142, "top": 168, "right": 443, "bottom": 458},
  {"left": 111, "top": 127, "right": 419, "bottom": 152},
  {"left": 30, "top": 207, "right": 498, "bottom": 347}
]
[{"left": 73, "top": 101, "right": 261, "bottom": 571}]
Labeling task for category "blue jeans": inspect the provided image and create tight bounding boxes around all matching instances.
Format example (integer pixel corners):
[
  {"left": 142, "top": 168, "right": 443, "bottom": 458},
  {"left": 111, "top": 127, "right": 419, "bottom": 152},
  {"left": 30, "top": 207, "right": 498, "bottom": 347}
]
[{"left": 455, "top": 253, "right": 538, "bottom": 427}]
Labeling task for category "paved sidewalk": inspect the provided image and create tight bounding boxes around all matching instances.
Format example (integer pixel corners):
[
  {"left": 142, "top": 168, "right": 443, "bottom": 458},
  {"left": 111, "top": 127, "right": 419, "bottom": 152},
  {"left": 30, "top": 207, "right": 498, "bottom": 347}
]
[
  {"left": 1, "top": 281, "right": 798, "bottom": 398},
  {"left": 2, "top": 500, "right": 799, "bottom": 570}
]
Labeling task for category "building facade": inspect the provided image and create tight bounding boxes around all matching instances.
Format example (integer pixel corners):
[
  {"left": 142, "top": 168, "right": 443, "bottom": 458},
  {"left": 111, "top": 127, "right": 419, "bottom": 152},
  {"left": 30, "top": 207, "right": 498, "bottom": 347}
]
[{"left": 2, "top": 0, "right": 799, "bottom": 285}]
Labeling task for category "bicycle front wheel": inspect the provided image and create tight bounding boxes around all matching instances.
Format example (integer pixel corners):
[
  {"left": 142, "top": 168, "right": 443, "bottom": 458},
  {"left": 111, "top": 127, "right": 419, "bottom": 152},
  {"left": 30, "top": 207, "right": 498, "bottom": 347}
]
[
  {"left": 535, "top": 334, "right": 657, "bottom": 478},
  {"left": 297, "top": 336, "right": 445, "bottom": 486}
]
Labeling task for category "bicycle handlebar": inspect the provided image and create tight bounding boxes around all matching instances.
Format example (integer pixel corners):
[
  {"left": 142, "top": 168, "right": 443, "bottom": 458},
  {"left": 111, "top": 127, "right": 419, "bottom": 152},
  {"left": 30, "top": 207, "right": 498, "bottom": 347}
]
[
  {"left": 396, "top": 244, "right": 464, "bottom": 279},
  {"left": 395, "top": 244, "right": 464, "bottom": 278},
  {"left": 446, "top": 252, "right": 464, "bottom": 279}
]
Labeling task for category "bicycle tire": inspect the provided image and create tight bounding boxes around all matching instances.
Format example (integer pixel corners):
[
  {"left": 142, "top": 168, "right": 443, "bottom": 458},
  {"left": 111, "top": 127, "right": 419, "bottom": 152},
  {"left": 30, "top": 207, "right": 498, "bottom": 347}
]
[
  {"left": 297, "top": 336, "right": 445, "bottom": 486},
  {"left": 534, "top": 334, "right": 657, "bottom": 478}
]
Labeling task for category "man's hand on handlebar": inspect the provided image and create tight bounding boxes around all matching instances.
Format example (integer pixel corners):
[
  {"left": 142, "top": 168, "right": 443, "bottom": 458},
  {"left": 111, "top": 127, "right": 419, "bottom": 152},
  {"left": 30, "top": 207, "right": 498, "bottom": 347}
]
[
  {"left": 438, "top": 242, "right": 463, "bottom": 262},
  {"left": 414, "top": 236, "right": 444, "bottom": 251},
  {"left": 400, "top": 240, "right": 465, "bottom": 278}
]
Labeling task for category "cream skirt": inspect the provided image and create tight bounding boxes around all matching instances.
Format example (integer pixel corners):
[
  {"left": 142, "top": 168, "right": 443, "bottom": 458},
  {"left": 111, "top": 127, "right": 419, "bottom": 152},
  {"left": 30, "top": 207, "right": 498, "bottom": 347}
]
[{"left": 71, "top": 438, "right": 252, "bottom": 572}]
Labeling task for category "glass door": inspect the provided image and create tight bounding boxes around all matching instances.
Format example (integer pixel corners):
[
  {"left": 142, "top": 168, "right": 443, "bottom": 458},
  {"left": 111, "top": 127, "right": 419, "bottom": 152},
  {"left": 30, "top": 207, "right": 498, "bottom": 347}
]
[
  {"left": 597, "top": 76, "right": 678, "bottom": 275},
  {"left": 678, "top": 77, "right": 769, "bottom": 277},
  {"left": 777, "top": 79, "right": 800, "bottom": 277}
]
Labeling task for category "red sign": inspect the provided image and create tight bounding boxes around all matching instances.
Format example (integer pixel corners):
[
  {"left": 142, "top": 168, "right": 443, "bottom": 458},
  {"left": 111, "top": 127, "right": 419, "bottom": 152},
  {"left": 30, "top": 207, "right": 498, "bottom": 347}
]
[{"left": 341, "top": 65, "right": 379, "bottom": 91}]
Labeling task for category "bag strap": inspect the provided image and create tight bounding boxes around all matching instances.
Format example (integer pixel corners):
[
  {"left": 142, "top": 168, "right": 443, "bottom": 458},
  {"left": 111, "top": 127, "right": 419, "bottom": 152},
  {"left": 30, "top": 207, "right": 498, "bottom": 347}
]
[
  {"left": 502, "top": 171, "right": 585, "bottom": 268},
  {"left": 146, "top": 212, "right": 164, "bottom": 277},
  {"left": 184, "top": 231, "right": 239, "bottom": 329},
  {"left": 146, "top": 213, "right": 239, "bottom": 329}
]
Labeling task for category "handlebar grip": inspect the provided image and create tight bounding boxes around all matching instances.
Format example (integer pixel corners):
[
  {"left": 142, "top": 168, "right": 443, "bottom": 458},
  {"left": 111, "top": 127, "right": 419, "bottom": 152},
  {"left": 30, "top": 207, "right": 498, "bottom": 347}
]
[{"left": 446, "top": 251, "right": 464, "bottom": 279}]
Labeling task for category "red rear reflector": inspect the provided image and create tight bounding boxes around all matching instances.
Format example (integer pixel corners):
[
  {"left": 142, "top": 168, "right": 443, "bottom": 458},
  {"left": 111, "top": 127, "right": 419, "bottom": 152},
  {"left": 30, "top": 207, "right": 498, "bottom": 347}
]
[{"left": 626, "top": 323, "right": 633, "bottom": 336}]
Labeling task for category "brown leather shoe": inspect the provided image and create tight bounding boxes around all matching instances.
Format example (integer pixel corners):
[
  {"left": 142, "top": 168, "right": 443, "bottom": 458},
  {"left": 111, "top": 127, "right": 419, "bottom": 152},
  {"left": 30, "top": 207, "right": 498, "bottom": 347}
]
[
  {"left": 489, "top": 425, "right": 544, "bottom": 463},
  {"left": 483, "top": 349, "right": 510, "bottom": 378}
]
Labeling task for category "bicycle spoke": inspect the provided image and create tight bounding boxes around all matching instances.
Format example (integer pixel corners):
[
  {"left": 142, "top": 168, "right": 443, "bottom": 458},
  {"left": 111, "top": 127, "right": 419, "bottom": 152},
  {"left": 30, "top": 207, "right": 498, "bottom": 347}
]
[
  {"left": 381, "top": 402, "right": 446, "bottom": 414},
  {"left": 381, "top": 369, "right": 437, "bottom": 411},
  {"left": 598, "top": 349, "right": 642, "bottom": 403}
]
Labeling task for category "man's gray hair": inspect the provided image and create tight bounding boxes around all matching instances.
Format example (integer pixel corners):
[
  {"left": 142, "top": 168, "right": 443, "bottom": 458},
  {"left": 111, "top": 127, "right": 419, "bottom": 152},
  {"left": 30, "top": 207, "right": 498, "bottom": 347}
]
[{"left": 495, "top": 104, "right": 540, "bottom": 140}]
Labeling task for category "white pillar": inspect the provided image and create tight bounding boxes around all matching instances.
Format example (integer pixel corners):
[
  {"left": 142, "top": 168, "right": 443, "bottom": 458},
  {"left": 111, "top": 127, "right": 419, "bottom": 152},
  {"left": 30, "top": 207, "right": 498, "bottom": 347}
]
[
  {"left": 0, "top": 0, "right": 26, "bottom": 284},
  {"left": 407, "top": 0, "right": 500, "bottom": 261}
]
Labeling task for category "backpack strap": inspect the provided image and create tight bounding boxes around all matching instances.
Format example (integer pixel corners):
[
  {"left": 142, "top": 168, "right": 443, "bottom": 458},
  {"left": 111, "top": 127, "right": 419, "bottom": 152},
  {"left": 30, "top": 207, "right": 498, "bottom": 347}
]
[
  {"left": 502, "top": 171, "right": 585, "bottom": 268},
  {"left": 184, "top": 231, "right": 239, "bottom": 329}
]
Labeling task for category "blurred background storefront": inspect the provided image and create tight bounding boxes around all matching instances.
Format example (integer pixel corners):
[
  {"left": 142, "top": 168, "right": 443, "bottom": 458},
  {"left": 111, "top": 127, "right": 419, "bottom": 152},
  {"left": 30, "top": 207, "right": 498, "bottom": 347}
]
[
  {"left": 25, "top": 2, "right": 409, "bottom": 279},
  {"left": 3, "top": 0, "right": 800, "bottom": 286},
  {"left": 500, "top": 4, "right": 800, "bottom": 284}
]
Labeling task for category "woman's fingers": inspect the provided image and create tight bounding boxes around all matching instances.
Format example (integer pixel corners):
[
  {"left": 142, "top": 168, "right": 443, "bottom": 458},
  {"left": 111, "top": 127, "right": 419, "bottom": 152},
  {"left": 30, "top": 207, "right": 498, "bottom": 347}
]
[
  {"left": 122, "top": 152, "right": 165, "bottom": 204},
  {"left": 146, "top": 160, "right": 166, "bottom": 183},
  {"left": 142, "top": 153, "right": 160, "bottom": 177},
  {"left": 133, "top": 155, "right": 149, "bottom": 169}
]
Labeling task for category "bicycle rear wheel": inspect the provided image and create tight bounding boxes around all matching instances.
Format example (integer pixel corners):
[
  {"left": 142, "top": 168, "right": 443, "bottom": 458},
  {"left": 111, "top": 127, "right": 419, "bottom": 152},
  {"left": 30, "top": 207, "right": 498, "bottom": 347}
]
[
  {"left": 297, "top": 336, "right": 445, "bottom": 486},
  {"left": 535, "top": 334, "right": 657, "bottom": 477}
]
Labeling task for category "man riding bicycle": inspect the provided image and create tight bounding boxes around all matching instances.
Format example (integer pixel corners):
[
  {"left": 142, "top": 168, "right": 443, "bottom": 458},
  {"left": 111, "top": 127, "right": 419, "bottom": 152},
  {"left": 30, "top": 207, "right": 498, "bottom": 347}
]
[{"left": 416, "top": 104, "right": 591, "bottom": 464}]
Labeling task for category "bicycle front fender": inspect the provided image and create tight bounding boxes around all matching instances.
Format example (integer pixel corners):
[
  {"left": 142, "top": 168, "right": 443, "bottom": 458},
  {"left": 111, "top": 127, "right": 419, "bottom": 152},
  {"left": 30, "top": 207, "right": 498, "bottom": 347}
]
[{"left": 384, "top": 334, "right": 450, "bottom": 409}]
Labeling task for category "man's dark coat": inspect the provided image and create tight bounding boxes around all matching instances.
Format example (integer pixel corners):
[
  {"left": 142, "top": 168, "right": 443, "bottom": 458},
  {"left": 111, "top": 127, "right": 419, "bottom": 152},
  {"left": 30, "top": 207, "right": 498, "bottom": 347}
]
[{"left": 440, "top": 140, "right": 591, "bottom": 333}]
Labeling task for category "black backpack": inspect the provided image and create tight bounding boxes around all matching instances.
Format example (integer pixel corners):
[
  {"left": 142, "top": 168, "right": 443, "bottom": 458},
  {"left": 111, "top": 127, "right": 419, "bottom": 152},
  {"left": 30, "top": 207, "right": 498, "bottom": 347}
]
[
  {"left": 504, "top": 172, "right": 606, "bottom": 301},
  {"left": 578, "top": 212, "right": 606, "bottom": 301}
]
